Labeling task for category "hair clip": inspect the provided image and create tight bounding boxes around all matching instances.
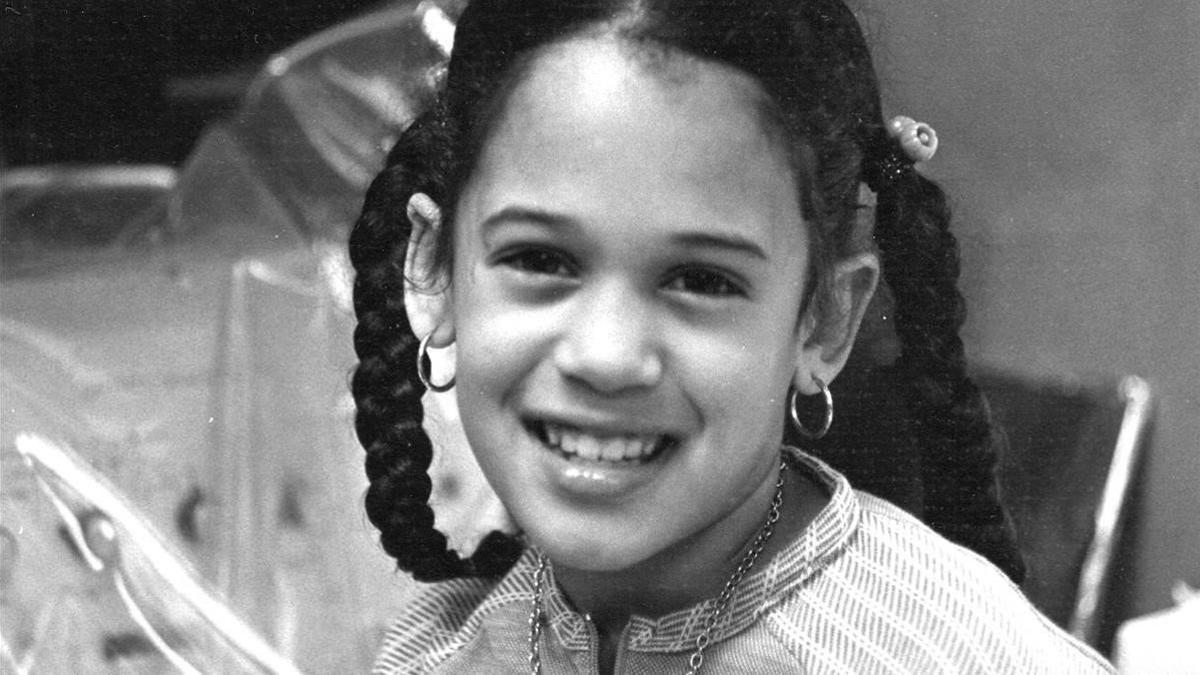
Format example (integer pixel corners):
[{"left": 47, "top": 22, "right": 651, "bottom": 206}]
[
  {"left": 887, "top": 115, "right": 938, "bottom": 163},
  {"left": 863, "top": 116, "right": 939, "bottom": 192}
]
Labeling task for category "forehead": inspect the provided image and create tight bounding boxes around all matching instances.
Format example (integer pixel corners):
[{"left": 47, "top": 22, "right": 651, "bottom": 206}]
[{"left": 458, "top": 37, "right": 803, "bottom": 249}]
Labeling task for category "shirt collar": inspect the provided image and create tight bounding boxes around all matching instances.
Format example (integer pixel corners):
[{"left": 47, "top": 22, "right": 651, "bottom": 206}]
[{"left": 508, "top": 447, "right": 862, "bottom": 652}]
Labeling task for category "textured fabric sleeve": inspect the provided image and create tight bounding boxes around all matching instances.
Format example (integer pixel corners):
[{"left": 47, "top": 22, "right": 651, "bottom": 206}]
[
  {"left": 372, "top": 578, "right": 495, "bottom": 675},
  {"left": 763, "top": 492, "right": 1114, "bottom": 674}
]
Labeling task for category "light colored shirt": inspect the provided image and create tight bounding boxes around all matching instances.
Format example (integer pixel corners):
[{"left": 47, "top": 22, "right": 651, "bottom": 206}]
[{"left": 373, "top": 449, "right": 1114, "bottom": 674}]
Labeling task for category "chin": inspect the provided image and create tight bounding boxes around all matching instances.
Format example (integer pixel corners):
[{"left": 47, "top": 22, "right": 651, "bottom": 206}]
[{"left": 523, "top": 515, "right": 662, "bottom": 573}]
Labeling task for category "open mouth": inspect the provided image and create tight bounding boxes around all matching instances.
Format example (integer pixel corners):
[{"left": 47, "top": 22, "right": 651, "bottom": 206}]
[{"left": 524, "top": 419, "right": 675, "bottom": 464}]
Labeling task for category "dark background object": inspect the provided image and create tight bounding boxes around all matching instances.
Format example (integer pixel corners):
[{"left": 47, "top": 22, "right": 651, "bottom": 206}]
[
  {"left": 978, "top": 370, "right": 1151, "bottom": 654},
  {"left": 1, "top": 0, "right": 378, "bottom": 165}
]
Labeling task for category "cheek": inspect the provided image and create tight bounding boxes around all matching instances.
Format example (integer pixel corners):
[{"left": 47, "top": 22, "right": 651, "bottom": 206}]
[
  {"left": 455, "top": 311, "right": 526, "bottom": 389},
  {"left": 451, "top": 272, "right": 551, "bottom": 394},
  {"left": 675, "top": 321, "right": 797, "bottom": 429}
]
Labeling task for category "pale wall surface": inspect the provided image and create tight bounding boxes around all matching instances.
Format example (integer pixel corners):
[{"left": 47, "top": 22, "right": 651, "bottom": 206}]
[{"left": 867, "top": 0, "right": 1199, "bottom": 619}]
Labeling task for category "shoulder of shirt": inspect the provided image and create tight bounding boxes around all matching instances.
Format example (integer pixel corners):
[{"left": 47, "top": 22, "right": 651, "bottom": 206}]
[
  {"left": 759, "top": 487, "right": 1115, "bottom": 673},
  {"left": 371, "top": 575, "right": 499, "bottom": 675}
]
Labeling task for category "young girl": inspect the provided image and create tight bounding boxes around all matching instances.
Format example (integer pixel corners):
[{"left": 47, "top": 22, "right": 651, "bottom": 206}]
[{"left": 349, "top": 0, "right": 1113, "bottom": 672}]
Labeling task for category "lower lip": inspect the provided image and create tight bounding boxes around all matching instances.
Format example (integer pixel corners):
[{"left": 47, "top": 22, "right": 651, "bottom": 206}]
[{"left": 532, "top": 432, "right": 668, "bottom": 501}]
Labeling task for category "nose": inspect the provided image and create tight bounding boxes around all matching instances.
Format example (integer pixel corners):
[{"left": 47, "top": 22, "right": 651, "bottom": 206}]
[{"left": 553, "top": 281, "right": 663, "bottom": 394}]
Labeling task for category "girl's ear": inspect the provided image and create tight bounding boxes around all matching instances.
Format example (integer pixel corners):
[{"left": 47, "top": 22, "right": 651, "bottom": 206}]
[
  {"left": 404, "top": 193, "right": 454, "bottom": 346},
  {"left": 792, "top": 252, "right": 880, "bottom": 394}
]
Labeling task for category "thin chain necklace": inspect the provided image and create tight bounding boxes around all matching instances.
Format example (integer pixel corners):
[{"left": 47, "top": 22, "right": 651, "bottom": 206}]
[{"left": 527, "top": 458, "right": 787, "bottom": 675}]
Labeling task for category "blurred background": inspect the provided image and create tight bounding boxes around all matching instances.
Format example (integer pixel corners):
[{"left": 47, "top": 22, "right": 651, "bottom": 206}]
[
  {"left": 873, "top": 0, "right": 1199, "bottom": 628},
  {"left": 3, "top": 0, "right": 1198, "bottom": 672},
  {"left": 3, "top": 0, "right": 377, "bottom": 165}
]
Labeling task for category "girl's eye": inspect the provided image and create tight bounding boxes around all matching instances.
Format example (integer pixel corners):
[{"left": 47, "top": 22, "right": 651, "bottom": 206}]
[
  {"left": 496, "top": 247, "right": 575, "bottom": 277},
  {"left": 664, "top": 267, "right": 746, "bottom": 298}
]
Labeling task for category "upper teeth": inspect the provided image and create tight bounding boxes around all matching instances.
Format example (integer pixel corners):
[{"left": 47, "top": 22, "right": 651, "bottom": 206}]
[{"left": 544, "top": 423, "right": 661, "bottom": 461}]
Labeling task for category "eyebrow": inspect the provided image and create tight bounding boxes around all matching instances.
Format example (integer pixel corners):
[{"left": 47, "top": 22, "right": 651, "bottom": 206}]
[
  {"left": 480, "top": 206, "right": 575, "bottom": 232},
  {"left": 670, "top": 231, "right": 768, "bottom": 261},
  {"left": 480, "top": 205, "right": 768, "bottom": 260}
]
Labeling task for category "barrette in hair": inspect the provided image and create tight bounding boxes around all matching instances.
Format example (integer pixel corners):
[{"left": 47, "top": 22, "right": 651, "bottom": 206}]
[
  {"left": 887, "top": 115, "right": 938, "bottom": 162},
  {"left": 863, "top": 115, "right": 939, "bottom": 192}
]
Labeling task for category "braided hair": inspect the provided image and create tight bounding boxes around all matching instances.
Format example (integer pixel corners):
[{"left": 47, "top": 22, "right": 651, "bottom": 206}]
[{"left": 349, "top": 0, "right": 1024, "bottom": 583}]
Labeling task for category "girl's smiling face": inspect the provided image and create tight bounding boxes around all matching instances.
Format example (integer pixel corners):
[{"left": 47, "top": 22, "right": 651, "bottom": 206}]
[{"left": 447, "top": 38, "right": 816, "bottom": 573}]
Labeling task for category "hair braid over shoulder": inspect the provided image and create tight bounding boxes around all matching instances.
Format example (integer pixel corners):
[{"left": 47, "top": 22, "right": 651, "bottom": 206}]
[
  {"left": 349, "top": 110, "right": 522, "bottom": 581},
  {"left": 868, "top": 148, "right": 1026, "bottom": 583}
]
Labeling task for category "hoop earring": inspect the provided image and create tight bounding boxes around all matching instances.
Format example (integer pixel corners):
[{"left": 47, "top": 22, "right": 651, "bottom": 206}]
[
  {"left": 789, "top": 376, "right": 833, "bottom": 440},
  {"left": 417, "top": 331, "right": 455, "bottom": 393}
]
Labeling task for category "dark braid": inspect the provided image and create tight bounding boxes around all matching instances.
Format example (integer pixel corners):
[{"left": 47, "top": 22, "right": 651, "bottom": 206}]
[
  {"left": 784, "top": 0, "right": 1025, "bottom": 582},
  {"left": 866, "top": 140, "right": 1026, "bottom": 583},
  {"left": 349, "top": 111, "right": 522, "bottom": 580}
]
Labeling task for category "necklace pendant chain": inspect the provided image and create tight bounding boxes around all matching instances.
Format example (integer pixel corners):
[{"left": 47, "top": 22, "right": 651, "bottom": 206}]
[
  {"left": 528, "top": 457, "right": 787, "bottom": 675},
  {"left": 685, "top": 458, "right": 785, "bottom": 674},
  {"left": 529, "top": 553, "right": 549, "bottom": 674}
]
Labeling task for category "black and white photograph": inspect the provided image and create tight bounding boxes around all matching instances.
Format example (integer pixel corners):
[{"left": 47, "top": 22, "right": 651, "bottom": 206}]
[{"left": 3, "top": 0, "right": 1197, "bottom": 672}]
